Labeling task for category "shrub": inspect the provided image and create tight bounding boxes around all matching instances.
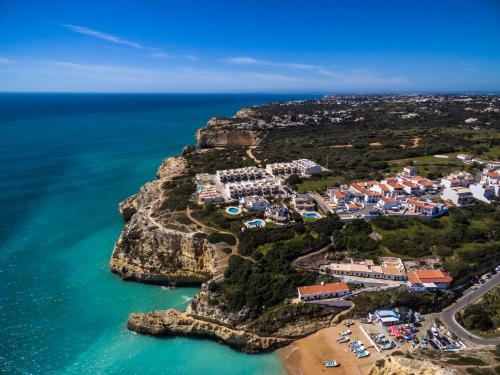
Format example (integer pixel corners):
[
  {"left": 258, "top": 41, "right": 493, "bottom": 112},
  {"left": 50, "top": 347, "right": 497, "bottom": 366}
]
[{"left": 207, "top": 232, "right": 237, "bottom": 245}]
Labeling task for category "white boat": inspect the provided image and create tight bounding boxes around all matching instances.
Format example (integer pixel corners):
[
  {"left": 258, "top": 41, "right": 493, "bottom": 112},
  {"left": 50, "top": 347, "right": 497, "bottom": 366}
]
[{"left": 324, "top": 360, "right": 339, "bottom": 367}]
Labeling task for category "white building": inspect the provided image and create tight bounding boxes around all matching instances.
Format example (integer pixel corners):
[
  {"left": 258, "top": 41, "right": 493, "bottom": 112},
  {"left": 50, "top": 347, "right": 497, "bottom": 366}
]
[
  {"left": 292, "top": 193, "right": 316, "bottom": 211},
  {"left": 297, "top": 282, "right": 350, "bottom": 302},
  {"left": 240, "top": 196, "right": 269, "bottom": 211},
  {"left": 215, "top": 167, "right": 266, "bottom": 184},
  {"left": 469, "top": 183, "right": 496, "bottom": 204},
  {"left": 223, "top": 178, "right": 282, "bottom": 200},
  {"left": 440, "top": 171, "right": 474, "bottom": 189},
  {"left": 441, "top": 187, "right": 474, "bottom": 206},
  {"left": 456, "top": 154, "right": 472, "bottom": 161},
  {"left": 376, "top": 197, "right": 399, "bottom": 210},
  {"left": 265, "top": 158, "right": 323, "bottom": 177}
]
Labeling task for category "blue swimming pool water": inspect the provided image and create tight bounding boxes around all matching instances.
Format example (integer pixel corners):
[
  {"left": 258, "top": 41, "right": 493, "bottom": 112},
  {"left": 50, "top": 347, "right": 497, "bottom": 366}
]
[
  {"left": 227, "top": 207, "right": 239, "bottom": 214},
  {"left": 197, "top": 185, "right": 205, "bottom": 190},
  {"left": 247, "top": 220, "right": 265, "bottom": 227},
  {"left": 303, "top": 212, "right": 320, "bottom": 218}
]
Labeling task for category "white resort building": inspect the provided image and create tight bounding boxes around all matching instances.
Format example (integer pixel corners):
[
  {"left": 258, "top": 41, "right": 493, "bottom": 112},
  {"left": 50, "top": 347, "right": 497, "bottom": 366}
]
[
  {"left": 297, "top": 282, "right": 350, "bottom": 302},
  {"left": 321, "top": 258, "right": 407, "bottom": 282},
  {"left": 265, "top": 158, "right": 323, "bottom": 177},
  {"left": 441, "top": 187, "right": 474, "bottom": 206}
]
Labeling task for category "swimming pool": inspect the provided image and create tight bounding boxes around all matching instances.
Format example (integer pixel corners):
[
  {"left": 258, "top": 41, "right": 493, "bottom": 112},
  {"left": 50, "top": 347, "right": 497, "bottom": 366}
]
[
  {"left": 302, "top": 211, "right": 322, "bottom": 219},
  {"left": 245, "top": 219, "right": 265, "bottom": 228},
  {"left": 225, "top": 206, "right": 242, "bottom": 215},
  {"left": 197, "top": 185, "right": 205, "bottom": 190}
]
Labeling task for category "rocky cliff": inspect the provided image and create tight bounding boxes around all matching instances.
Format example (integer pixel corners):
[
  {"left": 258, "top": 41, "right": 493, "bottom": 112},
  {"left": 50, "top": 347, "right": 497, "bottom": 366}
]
[
  {"left": 196, "top": 127, "right": 260, "bottom": 148},
  {"left": 128, "top": 309, "right": 291, "bottom": 353},
  {"left": 110, "top": 156, "right": 222, "bottom": 286},
  {"left": 195, "top": 116, "right": 262, "bottom": 147},
  {"left": 370, "top": 356, "right": 458, "bottom": 375}
]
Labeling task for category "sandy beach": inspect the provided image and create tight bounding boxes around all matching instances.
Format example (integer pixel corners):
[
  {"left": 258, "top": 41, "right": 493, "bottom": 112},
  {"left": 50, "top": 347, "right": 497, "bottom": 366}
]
[{"left": 278, "top": 323, "right": 383, "bottom": 375}]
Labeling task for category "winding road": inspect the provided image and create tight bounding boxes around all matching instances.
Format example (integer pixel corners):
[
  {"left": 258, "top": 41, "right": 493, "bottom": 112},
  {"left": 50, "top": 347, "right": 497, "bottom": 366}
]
[{"left": 439, "top": 271, "right": 500, "bottom": 346}]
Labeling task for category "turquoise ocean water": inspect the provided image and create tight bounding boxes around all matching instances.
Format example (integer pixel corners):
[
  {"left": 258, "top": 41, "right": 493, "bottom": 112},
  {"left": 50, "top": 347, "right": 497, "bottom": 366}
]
[{"left": 0, "top": 93, "right": 316, "bottom": 375}]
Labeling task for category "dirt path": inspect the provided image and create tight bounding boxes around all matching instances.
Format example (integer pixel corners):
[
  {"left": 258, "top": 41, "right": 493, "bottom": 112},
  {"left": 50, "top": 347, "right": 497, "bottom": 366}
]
[
  {"left": 185, "top": 207, "right": 256, "bottom": 263},
  {"left": 410, "top": 137, "right": 421, "bottom": 149},
  {"left": 246, "top": 146, "right": 262, "bottom": 166}
]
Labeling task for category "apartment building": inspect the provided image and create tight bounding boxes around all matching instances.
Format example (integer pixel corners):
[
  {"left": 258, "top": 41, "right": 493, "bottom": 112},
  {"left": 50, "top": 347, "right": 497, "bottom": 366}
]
[{"left": 441, "top": 187, "right": 474, "bottom": 206}]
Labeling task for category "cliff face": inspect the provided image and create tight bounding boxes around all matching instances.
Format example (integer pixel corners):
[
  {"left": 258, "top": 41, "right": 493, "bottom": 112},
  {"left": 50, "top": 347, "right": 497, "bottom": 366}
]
[
  {"left": 128, "top": 309, "right": 291, "bottom": 353},
  {"left": 196, "top": 127, "right": 260, "bottom": 148},
  {"left": 110, "top": 156, "right": 220, "bottom": 286}
]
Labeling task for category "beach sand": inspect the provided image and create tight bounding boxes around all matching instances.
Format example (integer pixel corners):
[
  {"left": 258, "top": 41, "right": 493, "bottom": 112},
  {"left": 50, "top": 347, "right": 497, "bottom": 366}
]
[{"left": 278, "top": 323, "right": 383, "bottom": 375}]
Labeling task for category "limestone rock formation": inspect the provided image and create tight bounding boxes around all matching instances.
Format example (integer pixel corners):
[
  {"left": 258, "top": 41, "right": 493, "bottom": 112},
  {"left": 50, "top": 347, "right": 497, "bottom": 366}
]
[
  {"left": 110, "top": 156, "right": 220, "bottom": 286},
  {"left": 127, "top": 309, "right": 292, "bottom": 353},
  {"left": 196, "top": 127, "right": 260, "bottom": 148}
]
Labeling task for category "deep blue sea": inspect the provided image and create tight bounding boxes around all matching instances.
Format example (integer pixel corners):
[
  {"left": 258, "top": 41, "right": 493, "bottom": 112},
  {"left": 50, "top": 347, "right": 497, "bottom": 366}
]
[{"left": 0, "top": 93, "right": 318, "bottom": 374}]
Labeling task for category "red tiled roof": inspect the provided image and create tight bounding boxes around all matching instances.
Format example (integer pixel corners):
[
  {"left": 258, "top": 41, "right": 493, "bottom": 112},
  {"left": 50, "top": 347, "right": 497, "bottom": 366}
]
[
  {"left": 407, "top": 270, "right": 452, "bottom": 285},
  {"left": 388, "top": 181, "right": 404, "bottom": 189},
  {"left": 298, "top": 282, "right": 349, "bottom": 296}
]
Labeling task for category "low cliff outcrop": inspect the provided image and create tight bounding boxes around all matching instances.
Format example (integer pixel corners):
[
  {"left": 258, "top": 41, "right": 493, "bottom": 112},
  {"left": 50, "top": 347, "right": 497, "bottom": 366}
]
[
  {"left": 370, "top": 356, "right": 458, "bottom": 375},
  {"left": 128, "top": 309, "right": 291, "bottom": 353},
  {"left": 110, "top": 156, "right": 221, "bottom": 286}
]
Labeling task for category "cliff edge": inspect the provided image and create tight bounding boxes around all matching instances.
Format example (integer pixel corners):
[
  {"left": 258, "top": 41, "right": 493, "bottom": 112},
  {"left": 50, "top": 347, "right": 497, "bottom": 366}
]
[{"left": 110, "top": 156, "right": 223, "bottom": 286}]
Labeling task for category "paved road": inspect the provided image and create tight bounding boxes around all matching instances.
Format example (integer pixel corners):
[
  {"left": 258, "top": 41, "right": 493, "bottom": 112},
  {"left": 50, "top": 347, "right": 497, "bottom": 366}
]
[{"left": 440, "top": 271, "right": 500, "bottom": 346}]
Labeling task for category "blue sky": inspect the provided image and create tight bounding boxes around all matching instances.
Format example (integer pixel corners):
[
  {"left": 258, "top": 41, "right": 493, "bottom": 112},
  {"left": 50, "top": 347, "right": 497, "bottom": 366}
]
[{"left": 1, "top": 0, "right": 500, "bottom": 92}]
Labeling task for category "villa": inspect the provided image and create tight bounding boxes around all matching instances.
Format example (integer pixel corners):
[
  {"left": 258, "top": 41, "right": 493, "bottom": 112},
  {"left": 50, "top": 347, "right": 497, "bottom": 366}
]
[
  {"left": 292, "top": 193, "right": 316, "bottom": 211},
  {"left": 297, "top": 282, "right": 350, "bottom": 302},
  {"left": 403, "top": 199, "right": 447, "bottom": 216},
  {"left": 265, "top": 204, "right": 290, "bottom": 224},
  {"left": 376, "top": 197, "right": 399, "bottom": 210},
  {"left": 441, "top": 187, "right": 474, "bottom": 206},
  {"left": 469, "top": 183, "right": 496, "bottom": 203},
  {"left": 407, "top": 269, "right": 453, "bottom": 290},
  {"left": 240, "top": 196, "right": 269, "bottom": 211},
  {"left": 440, "top": 171, "right": 474, "bottom": 189},
  {"left": 402, "top": 165, "right": 417, "bottom": 176}
]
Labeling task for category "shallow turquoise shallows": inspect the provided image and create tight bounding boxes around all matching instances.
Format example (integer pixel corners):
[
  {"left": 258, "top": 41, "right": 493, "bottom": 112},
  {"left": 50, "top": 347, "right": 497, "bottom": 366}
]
[{"left": 0, "top": 93, "right": 317, "bottom": 375}]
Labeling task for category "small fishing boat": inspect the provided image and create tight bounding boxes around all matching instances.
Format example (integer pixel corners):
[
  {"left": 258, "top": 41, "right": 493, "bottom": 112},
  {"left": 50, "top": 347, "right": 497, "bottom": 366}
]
[
  {"left": 323, "top": 360, "right": 339, "bottom": 367},
  {"left": 337, "top": 336, "right": 350, "bottom": 343},
  {"left": 357, "top": 350, "right": 370, "bottom": 358}
]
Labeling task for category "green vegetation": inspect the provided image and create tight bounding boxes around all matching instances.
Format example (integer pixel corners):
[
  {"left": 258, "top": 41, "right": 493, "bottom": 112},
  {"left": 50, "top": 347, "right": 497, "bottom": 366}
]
[
  {"left": 161, "top": 178, "right": 196, "bottom": 211},
  {"left": 347, "top": 287, "right": 456, "bottom": 318},
  {"left": 218, "top": 215, "right": 343, "bottom": 319},
  {"left": 245, "top": 302, "right": 342, "bottom": 336},
  {"left": 371, "top": 204, "right": 500, "bottom": 284},
  {"left": 333, "top": 219, "right": 380, "bottom": 260},
  {"left": 446, "top": 355, "right": 486, "bottom": 366},
  {"left": 207, "top": 232, "right": 236, "bottom": 246},
  {"left": 458, "top": 287, "right": 500, "bottom": 338},
  {"left": 295, "top": 174, "right": 343, "bottom": 193}
]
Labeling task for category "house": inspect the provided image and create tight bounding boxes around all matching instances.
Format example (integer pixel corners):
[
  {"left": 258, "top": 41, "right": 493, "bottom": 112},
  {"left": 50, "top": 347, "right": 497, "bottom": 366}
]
[
  {"left": 240, "top": 196, "right": 269, "bottom": 211},
  {"left": 456, "top": 154, "right": 472, "bottom": 161},
  {"left": 292, "top": 159, "right": 323, "bottom": 176},
  {"left": 403, "top": 166, "right": 417, "bottom": 176},
  {"left": 361, "top": 189, "right": 382, "bottom": 203},
  {"left": 345, "top": 202, "right": 359, "bottom": 212},
  {"left": 197, "top": 186, "right": 224, "bottom": 205},
  {"left": 373, "top": 309, "right": 401, "bottom": 326},
  {"left": 372, "top": 184, "right": 391, "bottom": 197},
  {"left": 329, "top": 190, "right": 348, "bottom": 205},
  {"left": 265, "top": 204, "right": 290, "bottom": 223},
  {"left": 387, "top": 181, "right": 405, "bottom": 196},
  {"left": 292, "top": 193, "right": 316, "bottom": 211},
  {"left": 403, "top": 199, "right": 445, "bottom": 216},
  {"left": 469, "top": 183, "right": 496, "bottom": 204},
  {"left": 376, "top": 197, "right": 399, "bottom": 210},
  {"left": 440, "top": 171, "right": 474, "bottom": 189},
  {"left": 441, "top": 187, "right": 473, "bottom": 206},
  {"left": 414, "top": 178, "right": 434, "bottom": 192},
  {"left": 407, "top": 269, "right": 453, "bottom": 290},
  {"left": 401, "top": 181, "right": 421, "bottom": 196},
  {"left": 465, "top": 117, "right": 478, "bottom": 124},
  {"left": 223, "top": 178, "right": 282, "bottom": 200},
  {"left": 297, "top": 282, "right": 350, "bottom": 302}
]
